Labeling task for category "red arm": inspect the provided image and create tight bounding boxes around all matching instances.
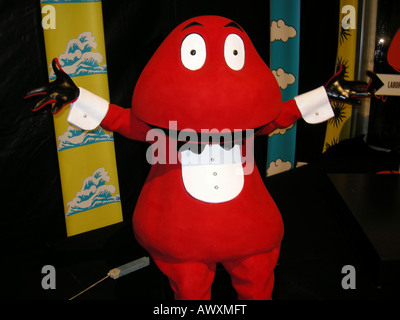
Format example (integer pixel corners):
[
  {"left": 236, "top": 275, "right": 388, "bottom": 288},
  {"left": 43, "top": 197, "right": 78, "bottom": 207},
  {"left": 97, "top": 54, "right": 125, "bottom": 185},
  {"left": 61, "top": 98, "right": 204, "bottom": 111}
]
[
  {"left": 257, "top": 99, "right": 301, "bottom": 135},
  {"left": 101, "top": 104, "right": 150, "bottom": 142},
  {"left": 257, "top": 86, "right": 334, "bottom": 135}
]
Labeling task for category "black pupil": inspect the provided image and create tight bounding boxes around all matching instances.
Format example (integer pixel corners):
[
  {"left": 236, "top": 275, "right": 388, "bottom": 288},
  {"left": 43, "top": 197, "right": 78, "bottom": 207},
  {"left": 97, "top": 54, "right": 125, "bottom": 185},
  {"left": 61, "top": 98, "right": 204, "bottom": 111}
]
[
  {"left": 233, "top": 50, "right": 238, "bottom": 56},
  {"left": 190, "top": 50, "right": 196, "bottom": 55}
]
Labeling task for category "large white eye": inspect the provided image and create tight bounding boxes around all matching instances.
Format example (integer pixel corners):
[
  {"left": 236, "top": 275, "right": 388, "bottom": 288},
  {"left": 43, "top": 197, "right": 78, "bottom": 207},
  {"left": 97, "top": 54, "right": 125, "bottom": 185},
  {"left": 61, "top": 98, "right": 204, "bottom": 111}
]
[
  {"left": 224, "top": 34, "right": 245, "bottom": 70},
  {"left": 181, "top": 33, "right": 206, "bottom": 70}
]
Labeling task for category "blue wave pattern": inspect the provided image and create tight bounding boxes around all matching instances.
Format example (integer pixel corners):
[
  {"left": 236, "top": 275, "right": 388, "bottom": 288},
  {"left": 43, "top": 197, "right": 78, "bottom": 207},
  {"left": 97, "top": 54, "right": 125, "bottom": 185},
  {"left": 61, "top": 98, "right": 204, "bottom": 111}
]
[
  {"left": 49, "top": 31, "right": 107, "bottom": 80},
  {"left": 57, "top": 126, "right": 113, "bottom": 151},
  {"left": 66, "top": 167, "right": 120, "bottom": 216}
]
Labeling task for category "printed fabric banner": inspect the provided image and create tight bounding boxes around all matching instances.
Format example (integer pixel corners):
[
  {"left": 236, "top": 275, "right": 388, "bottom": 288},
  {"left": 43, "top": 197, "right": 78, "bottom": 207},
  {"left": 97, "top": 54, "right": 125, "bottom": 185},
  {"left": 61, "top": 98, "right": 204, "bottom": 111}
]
[
  {"left": 323, "top": 0, "right": 358, "bottom": 152},
  {"left": 267, "top": 0, "right": 300, "bottom": 177},
  {"left": 40, "top": 0, "right": 123, "bottom": 236}
]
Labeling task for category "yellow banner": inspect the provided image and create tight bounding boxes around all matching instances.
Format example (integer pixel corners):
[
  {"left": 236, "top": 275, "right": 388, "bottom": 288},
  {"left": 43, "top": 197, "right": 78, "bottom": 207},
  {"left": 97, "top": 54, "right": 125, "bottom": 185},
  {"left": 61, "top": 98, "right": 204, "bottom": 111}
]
[
  {"left": 40, "top": 0, "right": 123, "bottom": 236},
  {"left": 323, "top": 0, "right": 358, "bottom": 152}
]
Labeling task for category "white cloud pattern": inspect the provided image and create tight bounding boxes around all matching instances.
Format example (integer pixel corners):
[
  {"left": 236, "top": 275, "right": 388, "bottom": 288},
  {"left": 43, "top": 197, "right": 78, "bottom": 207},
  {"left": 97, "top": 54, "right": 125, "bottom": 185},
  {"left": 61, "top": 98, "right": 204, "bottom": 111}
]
[
  {"left": 267, "top": 159, "right": 292, "bottom": 177},
  {"left": 270, "top": 19, "right": 297, "bottom": 42},
  {"left": 268, "top": 124, "right": 294, "bottom": 137},
  {"left": 272, "top": 68, "right": 296, "bottom": 90}
]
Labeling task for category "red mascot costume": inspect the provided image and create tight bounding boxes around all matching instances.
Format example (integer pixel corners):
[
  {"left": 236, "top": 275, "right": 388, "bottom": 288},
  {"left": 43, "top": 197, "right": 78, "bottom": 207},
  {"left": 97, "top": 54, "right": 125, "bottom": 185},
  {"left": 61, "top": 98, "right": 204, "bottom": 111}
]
[{"left": 27, "top": 16, "right": 373, "bottom": 299}]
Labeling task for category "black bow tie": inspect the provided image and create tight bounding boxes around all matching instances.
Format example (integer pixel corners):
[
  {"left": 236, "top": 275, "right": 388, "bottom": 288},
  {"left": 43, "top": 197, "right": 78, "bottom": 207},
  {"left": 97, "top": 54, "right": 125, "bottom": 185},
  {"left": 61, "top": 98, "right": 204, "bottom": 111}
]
[
  {"left": 149, "top": 126, "right": 252, "bottom": 155},
  {"left": 177, "top": 140, "right": 243, "bottom": 154}
]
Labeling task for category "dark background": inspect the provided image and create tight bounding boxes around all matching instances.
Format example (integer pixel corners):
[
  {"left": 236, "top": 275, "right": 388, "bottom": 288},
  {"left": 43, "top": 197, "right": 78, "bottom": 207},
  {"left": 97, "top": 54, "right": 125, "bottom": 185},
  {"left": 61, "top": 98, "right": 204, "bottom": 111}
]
[{"left": 1, "top": 0, "right": 399, "bottom": 302}]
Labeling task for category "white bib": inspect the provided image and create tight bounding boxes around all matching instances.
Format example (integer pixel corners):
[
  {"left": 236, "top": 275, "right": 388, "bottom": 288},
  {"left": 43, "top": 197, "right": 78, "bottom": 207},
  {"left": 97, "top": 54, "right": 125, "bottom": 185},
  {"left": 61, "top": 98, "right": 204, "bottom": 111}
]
[{"left": 180, "top": 144, "right": 244, "bottom": 203}]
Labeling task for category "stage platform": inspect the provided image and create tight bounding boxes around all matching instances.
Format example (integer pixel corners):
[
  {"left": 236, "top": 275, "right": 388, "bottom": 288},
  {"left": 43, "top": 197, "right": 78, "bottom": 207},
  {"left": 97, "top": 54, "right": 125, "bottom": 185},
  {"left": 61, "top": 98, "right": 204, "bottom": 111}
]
[{"left": 328, "top": 173, "right": 400, "bottom": 290}]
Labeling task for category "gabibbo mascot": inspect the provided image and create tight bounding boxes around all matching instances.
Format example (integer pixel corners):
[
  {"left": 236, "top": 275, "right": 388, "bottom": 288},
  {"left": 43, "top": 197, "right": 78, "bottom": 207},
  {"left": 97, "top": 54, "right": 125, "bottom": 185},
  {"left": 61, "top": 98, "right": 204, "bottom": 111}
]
[{"left": 27, "top": 16, "right": 373, "bottom": 299}]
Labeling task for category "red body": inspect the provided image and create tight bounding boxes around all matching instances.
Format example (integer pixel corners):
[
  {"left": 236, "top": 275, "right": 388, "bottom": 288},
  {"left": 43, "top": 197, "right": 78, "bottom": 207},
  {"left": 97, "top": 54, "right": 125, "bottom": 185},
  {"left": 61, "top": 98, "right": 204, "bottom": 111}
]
[{"left": 101, "top": 16, "right": 302, "bottom": 299}]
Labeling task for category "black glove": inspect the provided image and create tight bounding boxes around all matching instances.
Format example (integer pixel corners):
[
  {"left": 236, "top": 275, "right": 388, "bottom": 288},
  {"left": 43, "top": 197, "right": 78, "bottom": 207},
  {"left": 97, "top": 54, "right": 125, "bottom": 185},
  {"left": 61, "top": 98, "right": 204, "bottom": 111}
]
[
  {"left": 325, "top": 64, "right": 373, "bottom": 105},
  {"left": 25, "top": 58, "right": 80, "bottom": 114}
]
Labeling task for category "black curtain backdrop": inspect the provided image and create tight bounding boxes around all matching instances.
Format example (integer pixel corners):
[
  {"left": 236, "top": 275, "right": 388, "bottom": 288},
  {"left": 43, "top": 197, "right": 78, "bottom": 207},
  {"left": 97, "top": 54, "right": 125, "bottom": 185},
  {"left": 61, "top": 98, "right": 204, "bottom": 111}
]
[{"left": 1, "top": 0, "right": 339, "bottom": 263}]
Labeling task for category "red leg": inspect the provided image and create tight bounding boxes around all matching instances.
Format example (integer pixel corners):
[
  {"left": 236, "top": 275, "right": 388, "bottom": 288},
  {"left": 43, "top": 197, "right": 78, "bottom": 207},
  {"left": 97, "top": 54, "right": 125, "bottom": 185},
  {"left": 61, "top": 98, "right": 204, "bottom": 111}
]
[
  {"left": 154, "top": 259, "right": 216, "bottom": 300},
  {"left": 222, "top": 248, "right": 280, "bottom": 300}
]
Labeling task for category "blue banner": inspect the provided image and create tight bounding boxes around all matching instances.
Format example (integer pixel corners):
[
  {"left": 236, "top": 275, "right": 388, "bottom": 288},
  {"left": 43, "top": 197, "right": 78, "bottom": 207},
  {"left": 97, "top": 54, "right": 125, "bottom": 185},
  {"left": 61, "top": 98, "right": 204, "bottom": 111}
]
[{"left": 267, "top": 0, "right": 300, "bottom": 176}]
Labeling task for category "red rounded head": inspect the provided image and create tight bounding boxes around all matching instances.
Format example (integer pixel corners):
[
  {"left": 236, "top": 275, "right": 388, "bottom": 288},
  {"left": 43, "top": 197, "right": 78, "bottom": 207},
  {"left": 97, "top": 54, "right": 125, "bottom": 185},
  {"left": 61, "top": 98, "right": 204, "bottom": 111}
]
[{"left": 132, "top": 15, "right": 282, "bottom": 132}]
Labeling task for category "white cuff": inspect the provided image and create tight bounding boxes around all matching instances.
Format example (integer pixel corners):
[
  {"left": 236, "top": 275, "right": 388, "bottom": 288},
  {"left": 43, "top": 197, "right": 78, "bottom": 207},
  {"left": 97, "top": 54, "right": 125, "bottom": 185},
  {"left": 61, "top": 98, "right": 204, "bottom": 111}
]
[
  {"left": 294, "top": 86, "right": 334, "bottom": 124},
  {"left": 67, "top": 87, "right": 109, "bottom": 131}
]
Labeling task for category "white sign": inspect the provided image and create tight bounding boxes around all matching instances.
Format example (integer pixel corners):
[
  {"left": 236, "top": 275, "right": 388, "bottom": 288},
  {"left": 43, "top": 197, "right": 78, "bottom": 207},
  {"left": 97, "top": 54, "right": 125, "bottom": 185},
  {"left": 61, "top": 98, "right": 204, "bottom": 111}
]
[{"left": 375, "top": 74, "right": 400, "bottom": 96}]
